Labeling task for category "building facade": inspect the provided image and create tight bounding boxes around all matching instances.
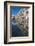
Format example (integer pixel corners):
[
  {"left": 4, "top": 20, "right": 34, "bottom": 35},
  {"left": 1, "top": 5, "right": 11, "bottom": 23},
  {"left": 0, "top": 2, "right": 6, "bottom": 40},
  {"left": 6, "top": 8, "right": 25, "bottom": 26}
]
[{"left": 15, "top": 8, "right": 29, "bottom": 30}]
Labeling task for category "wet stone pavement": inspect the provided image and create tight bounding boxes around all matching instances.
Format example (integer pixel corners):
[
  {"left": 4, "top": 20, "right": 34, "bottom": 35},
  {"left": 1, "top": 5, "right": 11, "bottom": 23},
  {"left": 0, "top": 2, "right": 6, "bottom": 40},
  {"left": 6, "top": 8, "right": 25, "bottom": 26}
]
[{"left": 10, "top": 20, "right": 28, "bottom": 37}]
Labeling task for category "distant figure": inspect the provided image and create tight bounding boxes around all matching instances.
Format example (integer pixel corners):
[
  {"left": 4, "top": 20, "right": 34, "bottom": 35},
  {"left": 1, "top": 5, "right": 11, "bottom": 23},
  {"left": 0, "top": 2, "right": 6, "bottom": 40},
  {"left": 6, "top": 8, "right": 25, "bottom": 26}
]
[{"left": 13, "top": 16, "right": 15, "bottom": 20}]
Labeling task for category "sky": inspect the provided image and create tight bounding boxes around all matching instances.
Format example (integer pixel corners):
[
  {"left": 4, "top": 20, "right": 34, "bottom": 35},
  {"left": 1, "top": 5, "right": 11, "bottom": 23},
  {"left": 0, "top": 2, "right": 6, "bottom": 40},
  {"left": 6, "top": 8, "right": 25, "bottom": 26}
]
[
  {"left": 10, "top": 6, "right": 21, "bottom": 16},
  {"left": 10, "top": 6, "right": 29, "bottom": 16}
]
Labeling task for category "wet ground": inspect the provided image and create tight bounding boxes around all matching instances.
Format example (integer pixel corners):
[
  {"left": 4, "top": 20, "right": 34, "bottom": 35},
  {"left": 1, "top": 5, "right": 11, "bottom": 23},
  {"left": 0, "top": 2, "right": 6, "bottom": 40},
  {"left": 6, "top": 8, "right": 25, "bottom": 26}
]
[{"left": 10, "top": 19, "right": 28, "bottom": 37}]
